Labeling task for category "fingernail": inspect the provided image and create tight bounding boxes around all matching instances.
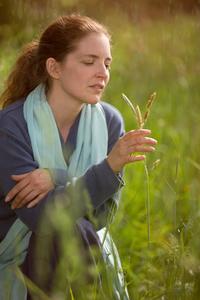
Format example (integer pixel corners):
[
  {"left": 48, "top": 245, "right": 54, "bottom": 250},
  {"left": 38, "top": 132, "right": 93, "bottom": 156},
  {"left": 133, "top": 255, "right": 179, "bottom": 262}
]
[
  {"left": 144, "top": 129, "right": 151, "bottom": 132},
  {"left": 5, "top": 196, "right": 10, "bottom": 202}
]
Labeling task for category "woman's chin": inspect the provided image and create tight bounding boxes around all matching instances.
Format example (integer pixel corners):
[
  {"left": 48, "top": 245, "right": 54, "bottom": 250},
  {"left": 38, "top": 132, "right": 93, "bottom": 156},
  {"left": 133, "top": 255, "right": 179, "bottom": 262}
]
[{"left": 85, "top": 96, "right": 101, "bottom": 104}]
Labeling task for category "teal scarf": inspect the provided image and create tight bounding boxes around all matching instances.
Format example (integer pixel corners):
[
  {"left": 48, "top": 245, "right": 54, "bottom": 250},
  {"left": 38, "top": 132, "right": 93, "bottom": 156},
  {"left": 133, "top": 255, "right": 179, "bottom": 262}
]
[
  {"left": 0, "top": 84, "right": 129, "bottom": 299},
  {"left": 0, "top": 220, "right": 31, "bottom": 300},
  {"left": 23, "top": 84, "right": 108, "bottom": 176}
]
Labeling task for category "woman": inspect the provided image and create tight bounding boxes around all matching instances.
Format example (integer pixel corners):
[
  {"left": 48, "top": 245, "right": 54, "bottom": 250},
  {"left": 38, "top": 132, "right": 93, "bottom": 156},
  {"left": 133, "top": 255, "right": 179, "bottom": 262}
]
[{"left": 0, "top": 15, "right": 157, "bottom": 299}]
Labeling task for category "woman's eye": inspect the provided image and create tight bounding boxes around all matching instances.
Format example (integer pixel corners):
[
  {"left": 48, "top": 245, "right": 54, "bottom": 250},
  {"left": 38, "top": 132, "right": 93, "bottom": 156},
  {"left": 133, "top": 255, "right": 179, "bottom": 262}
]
[
  {"left": 82, "top": 61, "right": 94, "bottom": 65},
  {"left": 105, "top": 64, "right": 111, "bottom": 70}
]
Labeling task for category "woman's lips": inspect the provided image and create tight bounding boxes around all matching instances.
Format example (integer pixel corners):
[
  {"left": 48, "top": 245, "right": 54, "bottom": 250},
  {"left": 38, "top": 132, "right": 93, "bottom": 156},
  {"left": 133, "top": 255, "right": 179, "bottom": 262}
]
[{"left": 89, "top": 84, "right": 104, "bottom": 93}]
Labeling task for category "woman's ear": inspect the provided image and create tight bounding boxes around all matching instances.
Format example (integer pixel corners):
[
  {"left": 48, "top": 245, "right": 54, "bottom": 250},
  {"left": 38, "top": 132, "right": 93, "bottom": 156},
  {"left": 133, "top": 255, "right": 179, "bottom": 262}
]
[{"left": 46, "top": 57, "right": 60, "bottom": 79}]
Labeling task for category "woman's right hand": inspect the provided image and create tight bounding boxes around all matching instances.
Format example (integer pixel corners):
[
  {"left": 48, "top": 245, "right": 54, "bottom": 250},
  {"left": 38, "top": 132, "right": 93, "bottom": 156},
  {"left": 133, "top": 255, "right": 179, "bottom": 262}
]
[
  {"left": 5, "top": 169, "right": 54, "bottom": 209},
  {"left": 106, "top": 129, "right": 157, "bottom": 173}
]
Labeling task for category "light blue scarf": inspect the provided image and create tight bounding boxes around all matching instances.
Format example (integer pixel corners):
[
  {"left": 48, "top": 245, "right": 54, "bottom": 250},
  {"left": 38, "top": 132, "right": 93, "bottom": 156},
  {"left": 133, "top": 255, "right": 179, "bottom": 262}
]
[
  {"left": 0, "top": 84, "right": 129, "bottom": 299},
  {"left": 23, "top": 84, "right": 108, "bottom": 177},
  {"left": 0, "top": 219, "right": 31, "bottom": 300}
]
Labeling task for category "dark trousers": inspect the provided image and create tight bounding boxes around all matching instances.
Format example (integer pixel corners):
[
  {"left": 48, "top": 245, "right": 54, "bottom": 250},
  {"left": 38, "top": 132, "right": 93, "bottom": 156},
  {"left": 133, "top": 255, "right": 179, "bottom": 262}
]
[{"left": 20, "top": 218, "right": 104, "bottom": 299}]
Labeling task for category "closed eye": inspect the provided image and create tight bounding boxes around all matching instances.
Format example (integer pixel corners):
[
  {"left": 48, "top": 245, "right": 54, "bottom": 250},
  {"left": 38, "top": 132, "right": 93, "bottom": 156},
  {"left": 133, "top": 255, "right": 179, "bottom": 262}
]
[
  {"left": 83, "top": 62, "right": 94, "bottom": 65},
  {"left": 82, "top": 61, "right": 110, "bottom": 70},
  {"left": 105, "top": 64, "right": 111, "bottom": 70}
]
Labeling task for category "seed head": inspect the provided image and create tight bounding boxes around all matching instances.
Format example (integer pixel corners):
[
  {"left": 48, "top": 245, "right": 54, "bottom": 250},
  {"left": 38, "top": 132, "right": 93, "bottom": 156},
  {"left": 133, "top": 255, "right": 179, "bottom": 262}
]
[
  {"left": 143, "top": 92, "right": 156, "bottom": 126},
  {"left": 136, "top": 105, "right": 144, "bottom": 129}
]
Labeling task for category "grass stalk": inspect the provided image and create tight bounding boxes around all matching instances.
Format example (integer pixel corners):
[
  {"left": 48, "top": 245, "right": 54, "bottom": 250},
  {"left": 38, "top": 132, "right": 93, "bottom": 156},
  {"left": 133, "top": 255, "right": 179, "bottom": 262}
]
[
  {"left": 121, "top": 92, "right": 156, "bottom": 247},
  {"left": 16, "top": 268, "right": 50, "bottom": 300},
  {"left": 144, "top": 161, "right": 151, "bottom": 247},
  {"left": 69, "top": 287, "right": 75, "bottom": 300}
]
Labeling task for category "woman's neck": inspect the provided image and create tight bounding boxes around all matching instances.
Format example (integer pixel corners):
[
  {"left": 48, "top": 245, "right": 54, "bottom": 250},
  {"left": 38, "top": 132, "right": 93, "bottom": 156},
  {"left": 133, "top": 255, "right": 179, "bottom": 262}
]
[{"left": 46, "top": 85, "right": 83, "bottom": 132}]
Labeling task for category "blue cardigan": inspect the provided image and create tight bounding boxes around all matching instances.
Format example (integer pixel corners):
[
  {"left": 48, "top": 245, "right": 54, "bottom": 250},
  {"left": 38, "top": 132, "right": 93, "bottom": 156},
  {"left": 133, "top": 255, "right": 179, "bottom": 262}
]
[{"left": 0, "top": 100, "right": 124, "bottom": 241}]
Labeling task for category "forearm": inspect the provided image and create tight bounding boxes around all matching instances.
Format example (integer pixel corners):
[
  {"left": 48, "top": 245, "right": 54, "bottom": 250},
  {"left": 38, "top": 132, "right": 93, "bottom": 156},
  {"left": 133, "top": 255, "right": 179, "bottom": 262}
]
[{"left": 15, "top": 160, "right": 124, "bottom": 232}]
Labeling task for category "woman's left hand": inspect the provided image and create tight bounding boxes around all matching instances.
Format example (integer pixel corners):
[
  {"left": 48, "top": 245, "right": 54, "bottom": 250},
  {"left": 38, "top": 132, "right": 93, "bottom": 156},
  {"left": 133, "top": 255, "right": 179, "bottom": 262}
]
[{"left": 5, "top": 169, "right": 55, "bottom": 209}]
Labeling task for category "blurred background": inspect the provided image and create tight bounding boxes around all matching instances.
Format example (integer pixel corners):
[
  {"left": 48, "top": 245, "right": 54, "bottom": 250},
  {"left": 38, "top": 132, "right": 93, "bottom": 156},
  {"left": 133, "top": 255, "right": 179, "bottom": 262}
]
[{"left": 1, "top": 0, "right": 200, "bottom": 299}]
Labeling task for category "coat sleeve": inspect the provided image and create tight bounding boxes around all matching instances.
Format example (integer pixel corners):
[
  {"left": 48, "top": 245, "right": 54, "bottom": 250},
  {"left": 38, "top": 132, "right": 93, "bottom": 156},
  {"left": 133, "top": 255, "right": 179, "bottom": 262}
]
[
  {"left": 90, "top": 102, "right": 126, "bottom": 229},
  {"left": 0, "top": 128, "right": 123, "bottom": 232}
]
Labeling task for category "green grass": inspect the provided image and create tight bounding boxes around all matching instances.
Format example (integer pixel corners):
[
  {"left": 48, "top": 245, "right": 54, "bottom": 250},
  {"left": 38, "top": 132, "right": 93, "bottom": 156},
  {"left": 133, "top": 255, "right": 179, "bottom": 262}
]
[
  {"left": 106, "top": 14, "right": 200, "bottom": 300},
  {"left": 1, "top": 12, "right": 200, "bottom": 299}
]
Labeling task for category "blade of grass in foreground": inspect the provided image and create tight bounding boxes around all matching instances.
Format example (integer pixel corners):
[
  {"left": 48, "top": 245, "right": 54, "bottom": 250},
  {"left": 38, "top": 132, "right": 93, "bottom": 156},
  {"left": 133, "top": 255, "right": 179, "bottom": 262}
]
[{"left": 121, "top": 92, "right": 157, "bottom": 247}]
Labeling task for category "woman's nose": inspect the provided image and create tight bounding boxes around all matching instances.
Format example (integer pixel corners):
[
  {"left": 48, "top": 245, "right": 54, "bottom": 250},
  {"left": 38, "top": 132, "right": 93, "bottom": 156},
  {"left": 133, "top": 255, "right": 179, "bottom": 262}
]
[{"left": 96, "top": 64, "right": 109, "bottom": 79}]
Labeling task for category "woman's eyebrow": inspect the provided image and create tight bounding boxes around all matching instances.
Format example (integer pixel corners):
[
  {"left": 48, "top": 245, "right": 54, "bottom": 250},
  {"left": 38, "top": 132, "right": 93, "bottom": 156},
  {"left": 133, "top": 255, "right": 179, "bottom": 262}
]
[{"left": 81, "top": 54, "right": 112, "bottom": 61}]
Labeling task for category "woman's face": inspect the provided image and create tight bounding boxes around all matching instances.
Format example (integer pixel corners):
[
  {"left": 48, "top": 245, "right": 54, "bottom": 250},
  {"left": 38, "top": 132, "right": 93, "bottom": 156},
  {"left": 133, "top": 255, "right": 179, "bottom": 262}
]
[{"left": 55, "top": 32, "right": 112, "bottom": 105}]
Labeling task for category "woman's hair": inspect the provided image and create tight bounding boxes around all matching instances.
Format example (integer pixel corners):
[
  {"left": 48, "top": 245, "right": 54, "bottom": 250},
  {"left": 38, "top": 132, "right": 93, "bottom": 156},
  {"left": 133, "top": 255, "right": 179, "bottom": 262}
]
[{"left": 0, "top": 15, "right": 110, "bottom": 108}]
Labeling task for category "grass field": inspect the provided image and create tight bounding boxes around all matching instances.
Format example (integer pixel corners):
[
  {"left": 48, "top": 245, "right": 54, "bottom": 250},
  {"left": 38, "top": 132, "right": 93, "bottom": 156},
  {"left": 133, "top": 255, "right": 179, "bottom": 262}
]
[
  {"left": 1, "top": 12, "right": 200, "bottom": 299},
  {"left": 107, "top": 14, "right": 200, "bottom": 300}
]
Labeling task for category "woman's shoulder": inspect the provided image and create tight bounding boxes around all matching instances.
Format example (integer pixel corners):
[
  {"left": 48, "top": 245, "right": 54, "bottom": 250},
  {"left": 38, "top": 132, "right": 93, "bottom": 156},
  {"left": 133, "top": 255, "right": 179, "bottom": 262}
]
[
  {"left": 100, "top": 101, "right": 124, "bottom": 130},
  {"left": 100, "top": 101, "right": 125, "bottom": 151},
  {"left": 0, "top": 100, "right": 26, "bottom": 132}
]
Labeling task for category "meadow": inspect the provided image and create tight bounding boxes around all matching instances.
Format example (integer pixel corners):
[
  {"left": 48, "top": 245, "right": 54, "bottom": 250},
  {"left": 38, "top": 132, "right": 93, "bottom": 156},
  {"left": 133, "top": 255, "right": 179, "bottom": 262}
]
[{"left": 0, "top": 11, "right": 200, "bottom": 300}]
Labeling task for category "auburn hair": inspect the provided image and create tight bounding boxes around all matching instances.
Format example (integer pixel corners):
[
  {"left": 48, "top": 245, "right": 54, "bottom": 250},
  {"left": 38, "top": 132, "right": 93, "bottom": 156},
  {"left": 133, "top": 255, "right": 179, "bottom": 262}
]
[{"left": 0, "top": 15, "right": 110, "bottom": 108}]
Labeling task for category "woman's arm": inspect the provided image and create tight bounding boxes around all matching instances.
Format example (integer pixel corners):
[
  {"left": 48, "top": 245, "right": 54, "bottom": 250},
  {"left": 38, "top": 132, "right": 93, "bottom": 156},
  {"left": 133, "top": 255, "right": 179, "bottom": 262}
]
[
  {"left": 5, "top": 169, "right": 54, "bottom": 209},
  {"left": 0, "top": 129, "right": 123, "bottom": 232},
  {"left": 2, "top": 104, "right": 157, "bottom": 229},
  {"left": 3, "top": 102, "right": 125, "bottom": 211}
]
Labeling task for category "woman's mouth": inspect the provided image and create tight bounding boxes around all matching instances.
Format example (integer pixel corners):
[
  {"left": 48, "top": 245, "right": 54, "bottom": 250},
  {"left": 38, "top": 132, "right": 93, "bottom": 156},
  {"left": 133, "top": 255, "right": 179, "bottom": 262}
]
[{"left": 89, "top": 84, "right": 104, "bottom": 93}]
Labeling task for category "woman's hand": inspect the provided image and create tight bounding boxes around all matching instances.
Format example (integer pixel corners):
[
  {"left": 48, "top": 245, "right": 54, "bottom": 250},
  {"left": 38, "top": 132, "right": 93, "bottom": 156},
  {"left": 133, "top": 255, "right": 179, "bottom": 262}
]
[
  {"left": 106, "top": 129, "right": 157, "bottom": 173},
  {"left": 5, "top": 169, "right": 55, "bottom": 209}
]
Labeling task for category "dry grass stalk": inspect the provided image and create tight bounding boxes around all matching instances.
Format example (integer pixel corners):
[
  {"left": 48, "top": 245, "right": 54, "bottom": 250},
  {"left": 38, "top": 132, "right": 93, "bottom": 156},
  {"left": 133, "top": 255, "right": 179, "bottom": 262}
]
[
  {"left": 143, "top": 92, "right": 156, "bottom": 126},
  {"left": 122, "top": 92, "right": 156, "bottom": 129},
  {"left": 121, "top": 93, "right": 137, "bottom": 119},
  {"left": 136, "top": 105, "right": 144, "bottom": 129},
  {"left": 151, "top": 159, "right": 161, "bottom": 170},
  {"left": 121, "top": 91, "right": 158, "bottom": 247}
]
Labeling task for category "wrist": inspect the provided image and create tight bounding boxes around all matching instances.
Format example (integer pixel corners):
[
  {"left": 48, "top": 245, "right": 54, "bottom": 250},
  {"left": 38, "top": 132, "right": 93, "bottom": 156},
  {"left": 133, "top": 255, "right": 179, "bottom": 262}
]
[
  {"left": 106, "top": 157, "right": 119, "bottom": 174},
  {"left": 43, "top": 168, "right": 55, "bottom": 187}
]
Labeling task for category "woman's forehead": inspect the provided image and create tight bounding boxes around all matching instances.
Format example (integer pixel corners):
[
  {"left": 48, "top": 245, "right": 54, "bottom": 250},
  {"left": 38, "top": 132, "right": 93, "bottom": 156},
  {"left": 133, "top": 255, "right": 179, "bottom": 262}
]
[{"left": 73, "top": 33, "right": 111, "bottom": 57}]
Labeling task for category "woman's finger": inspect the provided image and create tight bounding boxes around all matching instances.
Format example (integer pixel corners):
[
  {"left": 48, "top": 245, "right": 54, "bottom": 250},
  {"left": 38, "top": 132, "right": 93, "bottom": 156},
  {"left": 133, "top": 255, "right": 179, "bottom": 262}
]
[
  {"left": 125, "top": 136, "right": 157, "bottom": 147},
  {"left": 5, "top": 177, "right": 30, "bottom": 202},
  {"left": 27, "top": 192, "right": 47, "bottom": 208},
  {"left": 12, "top": 190, "right": 39, "bottom": 209},
  {"left": 127, "top": 145, "right": 156, "bottom": 154},
  {"left": 123, "top": 129, "right": 152, "bottom": 141},
  {"left": 128, "top": 154, "right": 146, "bottom": 162}
]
